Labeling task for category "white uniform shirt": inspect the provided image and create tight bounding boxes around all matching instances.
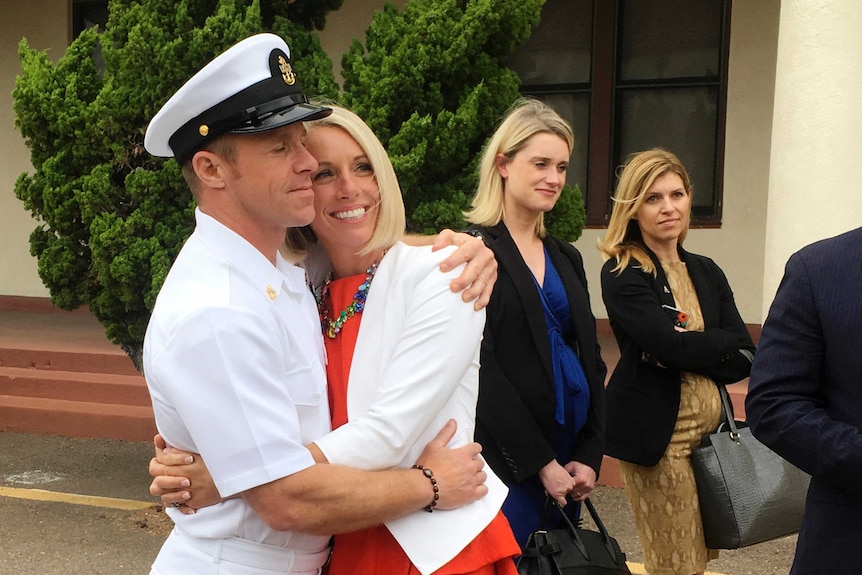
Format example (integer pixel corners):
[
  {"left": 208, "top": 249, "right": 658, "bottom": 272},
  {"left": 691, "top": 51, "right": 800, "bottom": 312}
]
[{"left": 143, "top": 209, "right": 330, "bottom": 552}]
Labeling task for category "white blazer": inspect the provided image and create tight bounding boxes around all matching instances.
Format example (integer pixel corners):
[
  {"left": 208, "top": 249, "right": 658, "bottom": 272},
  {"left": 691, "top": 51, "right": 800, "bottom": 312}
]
[{"left": 314, "top": 242, "right": 508, "bottom": 574}]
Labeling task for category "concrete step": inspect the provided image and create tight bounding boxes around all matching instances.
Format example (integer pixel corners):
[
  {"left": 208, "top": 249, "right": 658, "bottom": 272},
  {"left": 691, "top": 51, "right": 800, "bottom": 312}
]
[
  {"left": 0, "top": 366, "right": 150, "bottom": 407},
  {"left": 0, "top": 346, "right": 139, "bottom": 376},
  {"left": 0, "top": 394, "right": 157, "bottom": 441},
  {"left": 726, "top": 379, "right": 750, "bottom": 420},
  {"left": 0, "top": 303, "right": 155, "bottom": 441}
]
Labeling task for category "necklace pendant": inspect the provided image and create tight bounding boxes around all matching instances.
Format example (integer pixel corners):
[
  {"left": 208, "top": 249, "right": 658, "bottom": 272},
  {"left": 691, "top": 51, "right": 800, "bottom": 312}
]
[{"left": 315, "top": 256, "right": 384, "bottom": 340}]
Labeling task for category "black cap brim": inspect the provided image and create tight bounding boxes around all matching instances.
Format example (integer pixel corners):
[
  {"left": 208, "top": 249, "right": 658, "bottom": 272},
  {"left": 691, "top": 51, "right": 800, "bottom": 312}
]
[{"left": 229, "top": 102, "right": 332, "bottom": 135}]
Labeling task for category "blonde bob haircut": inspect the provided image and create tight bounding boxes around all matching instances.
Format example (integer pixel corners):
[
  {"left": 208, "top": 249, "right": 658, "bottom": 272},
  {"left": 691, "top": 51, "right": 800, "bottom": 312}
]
[
  {"left": 464, "top": 98, "right": 574, "bottom": 238},
  {"left": 597, "top": 148, "right": 693, "bottom": 275},
  {"left": 282, "top": 104, "right": 406, "bottom": 259}
]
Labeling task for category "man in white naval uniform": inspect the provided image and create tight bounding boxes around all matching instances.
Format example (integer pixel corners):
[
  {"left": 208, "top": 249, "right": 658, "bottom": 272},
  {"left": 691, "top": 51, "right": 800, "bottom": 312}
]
[{"left": 142, "top": 34, "right": 493, "bottom": 575}]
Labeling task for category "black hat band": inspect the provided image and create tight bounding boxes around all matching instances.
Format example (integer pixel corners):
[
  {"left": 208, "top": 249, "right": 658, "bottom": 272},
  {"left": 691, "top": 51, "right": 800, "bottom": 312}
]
[{"left": 169, "top": 73, "right": 307, "bottom": 163}]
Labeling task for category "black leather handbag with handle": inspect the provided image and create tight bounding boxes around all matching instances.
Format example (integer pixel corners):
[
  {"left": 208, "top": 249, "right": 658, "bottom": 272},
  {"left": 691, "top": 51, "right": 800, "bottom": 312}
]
[{"left": 517, "top": 497, "right": 631, "bottom": 575}]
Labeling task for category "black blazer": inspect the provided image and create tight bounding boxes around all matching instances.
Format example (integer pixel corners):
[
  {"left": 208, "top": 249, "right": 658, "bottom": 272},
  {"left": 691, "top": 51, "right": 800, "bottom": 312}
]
[
  {"left": 470, "top": 222, "right": 606, "bottom": 484},
  {"left": 600, "top": 246, "right": 754, "bottom": 466},
  {"left": 746, "top": 227, "right": 862, "bottom": 574}
]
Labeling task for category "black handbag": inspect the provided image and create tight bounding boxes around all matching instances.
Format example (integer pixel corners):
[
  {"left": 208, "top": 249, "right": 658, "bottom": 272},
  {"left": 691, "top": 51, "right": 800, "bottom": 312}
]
[
  {"left": 517, "top": 497, "right": 631, "bottom": 575},
  {"left": 691, "top": 384, "right": 811, "bottom": 549}
]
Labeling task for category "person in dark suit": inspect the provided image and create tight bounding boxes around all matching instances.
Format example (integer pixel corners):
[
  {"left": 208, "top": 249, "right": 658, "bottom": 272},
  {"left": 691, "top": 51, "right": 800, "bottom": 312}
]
[
  {"left": 746, "top": 227, "right": 862, "bottom": 575},
  {"left": 464, "top": 98, "right": 607, "bottom": 547},
  {"left": 597, "top": 149, "right": 754, "bottom": 575}
]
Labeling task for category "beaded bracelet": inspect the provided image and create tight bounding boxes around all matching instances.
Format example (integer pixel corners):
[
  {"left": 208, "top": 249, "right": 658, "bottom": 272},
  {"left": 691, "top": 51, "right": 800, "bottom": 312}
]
[{"left": 412, "top": 464, "right": 439, "bottom": 512}]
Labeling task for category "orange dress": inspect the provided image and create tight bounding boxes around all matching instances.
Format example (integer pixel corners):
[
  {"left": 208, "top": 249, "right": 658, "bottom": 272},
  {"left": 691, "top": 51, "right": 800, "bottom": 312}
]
[{"left": 322, "top": 274, "right": 519, "bottom": 575}]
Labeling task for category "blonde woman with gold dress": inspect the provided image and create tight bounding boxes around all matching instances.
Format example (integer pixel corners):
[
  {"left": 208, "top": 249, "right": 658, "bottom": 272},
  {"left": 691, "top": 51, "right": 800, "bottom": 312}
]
[{"left": 597, "top": 149, "right": 755, "bottom": 575}]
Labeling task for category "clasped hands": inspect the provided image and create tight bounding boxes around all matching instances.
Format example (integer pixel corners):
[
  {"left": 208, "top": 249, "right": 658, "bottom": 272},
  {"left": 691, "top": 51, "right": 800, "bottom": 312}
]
[{"left": 538, "top": 459, "right": 597, "bottom": 508}]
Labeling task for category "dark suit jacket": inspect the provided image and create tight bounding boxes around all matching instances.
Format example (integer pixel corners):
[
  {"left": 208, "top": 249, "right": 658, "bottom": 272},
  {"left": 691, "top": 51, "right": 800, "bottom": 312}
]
[
  {"left": 746, "top": 227, "right": 862, "bottom": 574},
  {"left": 469, "top": 222, "right": 606, "bottom": 484},
  {"left": 600, "top": 246, "right": 754, "bottom": 466}
]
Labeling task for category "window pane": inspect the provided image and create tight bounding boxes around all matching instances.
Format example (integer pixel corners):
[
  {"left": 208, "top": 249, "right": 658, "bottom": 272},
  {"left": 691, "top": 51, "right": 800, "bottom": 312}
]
[
  {"left": 508, "top": 0, "right": 593, "bottom": 85},
  {"left": 617, "top": 87, "right": 717, "bottom": 213},
  {"left": 72, "top": 1, "right": 108, "bottom": 72},
  {"left": 532, "top": 93, "right": 591, "bottom": 191},
  {"left": 73, "top": 1, "right": 109, "bottom": 37},
  {"left": 619, "top": 0, "right": 723, "bottom": 81}
]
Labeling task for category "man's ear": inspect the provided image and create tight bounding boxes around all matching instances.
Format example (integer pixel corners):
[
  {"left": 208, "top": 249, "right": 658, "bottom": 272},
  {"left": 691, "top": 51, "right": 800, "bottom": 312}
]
[{"left": 191, "top": 151, "right": 226, "bottom": 189}]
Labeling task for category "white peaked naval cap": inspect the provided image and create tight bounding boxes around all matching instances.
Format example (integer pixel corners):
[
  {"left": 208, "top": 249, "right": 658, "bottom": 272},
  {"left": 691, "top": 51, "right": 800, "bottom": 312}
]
[{"left": 144, "top": 33, "right": 331, "bottom": 161}]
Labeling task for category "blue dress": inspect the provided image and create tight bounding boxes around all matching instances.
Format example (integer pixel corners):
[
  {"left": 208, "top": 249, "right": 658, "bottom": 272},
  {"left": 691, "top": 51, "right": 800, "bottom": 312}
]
[{"left": 502, "top": 247, "right": 592, "bottom": 547}]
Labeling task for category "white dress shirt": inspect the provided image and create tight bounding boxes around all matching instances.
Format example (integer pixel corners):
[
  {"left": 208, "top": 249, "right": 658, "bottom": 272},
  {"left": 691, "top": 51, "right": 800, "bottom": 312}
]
[{"left": 144, "top": 209, "right": 330, "bottom": 554}]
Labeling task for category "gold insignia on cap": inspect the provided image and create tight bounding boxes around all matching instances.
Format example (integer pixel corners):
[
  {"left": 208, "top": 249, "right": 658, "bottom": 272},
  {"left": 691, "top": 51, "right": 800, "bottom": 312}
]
[
  {"left": 266, "top": 285, "right": 278, "bottom": 300},
  {"left": 199, "top": 125, "right": 209, "bottom": 137},
  {"left": 277, "top": 55, "right": 296, "bottom": 86}
]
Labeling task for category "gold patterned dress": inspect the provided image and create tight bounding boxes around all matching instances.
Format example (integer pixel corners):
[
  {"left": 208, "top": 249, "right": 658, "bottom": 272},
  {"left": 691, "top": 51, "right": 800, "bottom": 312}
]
[{"left": 618, "top": 261, "right": 722, "bottom": 575}]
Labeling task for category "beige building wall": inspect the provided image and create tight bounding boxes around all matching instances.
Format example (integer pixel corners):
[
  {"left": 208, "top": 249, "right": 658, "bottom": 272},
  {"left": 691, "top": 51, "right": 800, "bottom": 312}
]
[
  {"left": 317, "top": 0, "right": 407, "bottom": 83},
  {"left": 1, "top": 0, "right": 67, "bottom": 297},
  {"left": 575, "top": 0, "right": 781, "bottom": 324},
  {"left": 0, "top": 0, "right": 406, "bottom": 300},
  {"left": 762, "top": 0, "right": 862, "bottom": 318},
  {"left": 0, "top": 0, "right": 784, "bottom": 318}
]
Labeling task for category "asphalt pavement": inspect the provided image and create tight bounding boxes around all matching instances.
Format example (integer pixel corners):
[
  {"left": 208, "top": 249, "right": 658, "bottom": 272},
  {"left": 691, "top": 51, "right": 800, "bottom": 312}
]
[
  {"left": 0, "top": 432, "right": 166, "bottom": 574},
  {"left": 0, "top": 431, "right": 797, "bottom": 574}
]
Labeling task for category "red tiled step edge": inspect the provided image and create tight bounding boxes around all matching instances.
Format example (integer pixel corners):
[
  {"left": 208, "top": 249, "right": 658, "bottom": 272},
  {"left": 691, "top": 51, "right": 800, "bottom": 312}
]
[
  {"left": 0, "top": 394, "right": 157, "bottom": 442},
  {"left": 0, "top": 366, "right": 150, "bottom": 407},
  {"left": 0, "top": 347, "right": 140, "bottom": 377}
]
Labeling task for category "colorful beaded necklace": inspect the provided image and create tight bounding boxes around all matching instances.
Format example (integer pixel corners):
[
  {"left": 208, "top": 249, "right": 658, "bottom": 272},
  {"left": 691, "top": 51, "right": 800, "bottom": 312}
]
[{"left": 313, "top": 259, "right": 381, "bottom": 339}]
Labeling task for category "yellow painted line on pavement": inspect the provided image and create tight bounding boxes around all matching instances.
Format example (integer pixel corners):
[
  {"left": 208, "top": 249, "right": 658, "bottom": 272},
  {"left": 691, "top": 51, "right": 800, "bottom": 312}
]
[
  {"left": 1, "top": 488, "right": 731, "bottom": 575},
  {"left": 627, "top": 562, "right": 727, "bottom": 575},
  {"left": 0, "top": 485, "right": 153, "bottom": 510}
]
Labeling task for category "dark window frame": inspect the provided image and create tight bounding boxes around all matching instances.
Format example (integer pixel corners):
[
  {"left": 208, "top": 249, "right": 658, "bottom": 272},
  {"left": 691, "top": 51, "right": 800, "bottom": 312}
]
[
  {"left": 518, "top": 0, "right": 732, "bottom": 228},
  {"left": 71, "top": 0, "right": 109, "bottom": 39}
]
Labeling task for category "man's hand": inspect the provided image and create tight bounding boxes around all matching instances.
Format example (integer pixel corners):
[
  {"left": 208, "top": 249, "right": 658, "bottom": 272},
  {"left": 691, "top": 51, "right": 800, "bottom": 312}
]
[
  {"left": 414, "top": 419, "right": 488, "bottom": 510},
  {"left": 432, "top": 229, "right": 497, "bottom": 310}
]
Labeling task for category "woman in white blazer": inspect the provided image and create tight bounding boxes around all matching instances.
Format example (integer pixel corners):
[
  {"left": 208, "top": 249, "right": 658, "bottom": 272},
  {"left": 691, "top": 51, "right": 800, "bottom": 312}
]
[{"left": 149, "top": 106, "right": 519, "bottom": 575}]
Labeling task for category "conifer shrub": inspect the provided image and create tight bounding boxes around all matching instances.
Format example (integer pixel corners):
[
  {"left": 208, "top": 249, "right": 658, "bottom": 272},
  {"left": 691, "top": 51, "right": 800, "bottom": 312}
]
[
  {"left": 13, "top": 0, "right": 340, "bottom": 369},
  {"left": 13, "top": 0, "right": 585, "bottom": 369}
]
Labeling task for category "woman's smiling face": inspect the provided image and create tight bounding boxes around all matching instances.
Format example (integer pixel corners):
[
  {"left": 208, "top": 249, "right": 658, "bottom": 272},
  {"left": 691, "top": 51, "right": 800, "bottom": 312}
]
[{"left": 305, "top": 125, "right": 381, "bottom": 256}]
